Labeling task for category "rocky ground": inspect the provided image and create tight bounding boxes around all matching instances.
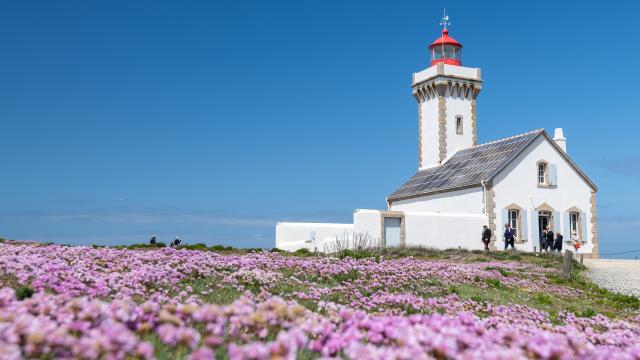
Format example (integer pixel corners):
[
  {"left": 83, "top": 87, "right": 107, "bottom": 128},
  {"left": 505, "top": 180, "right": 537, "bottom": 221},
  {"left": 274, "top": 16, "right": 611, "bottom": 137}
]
[{"left": 584, "top": 258, "right": 640, "bottom": 297}]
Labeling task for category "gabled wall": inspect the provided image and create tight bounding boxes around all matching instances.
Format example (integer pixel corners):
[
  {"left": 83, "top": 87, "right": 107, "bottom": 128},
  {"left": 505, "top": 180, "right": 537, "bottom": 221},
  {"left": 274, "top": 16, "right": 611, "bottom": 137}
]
[{"left": 492, "top": 135, "right": 596, "bottom": 254}]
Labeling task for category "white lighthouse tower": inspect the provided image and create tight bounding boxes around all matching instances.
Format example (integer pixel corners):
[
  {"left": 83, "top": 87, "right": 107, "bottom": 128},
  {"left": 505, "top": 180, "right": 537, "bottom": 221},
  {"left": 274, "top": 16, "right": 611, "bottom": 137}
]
[{"left": 413, "top": 15, "right": 482, "bottom": 169}]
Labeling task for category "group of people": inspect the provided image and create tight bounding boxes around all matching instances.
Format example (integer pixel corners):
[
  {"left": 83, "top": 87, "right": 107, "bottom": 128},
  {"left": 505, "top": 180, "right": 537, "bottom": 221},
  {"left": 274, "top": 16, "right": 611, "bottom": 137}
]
[
  {"left": 538, "top": 226, "right": 564, "bottom": 252},
  {"left": 481, "top": 224, "right": 582, "bottom": 252},
  {"left": 149, "top": 235, "right": 182, "bottom": 247}
]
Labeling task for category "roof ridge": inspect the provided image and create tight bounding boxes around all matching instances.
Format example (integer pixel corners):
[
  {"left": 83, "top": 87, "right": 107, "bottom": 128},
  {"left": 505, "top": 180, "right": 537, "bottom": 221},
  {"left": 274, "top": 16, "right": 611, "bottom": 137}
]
[{"left": 469, "top": 128, "right": 544, "bottom": 149}]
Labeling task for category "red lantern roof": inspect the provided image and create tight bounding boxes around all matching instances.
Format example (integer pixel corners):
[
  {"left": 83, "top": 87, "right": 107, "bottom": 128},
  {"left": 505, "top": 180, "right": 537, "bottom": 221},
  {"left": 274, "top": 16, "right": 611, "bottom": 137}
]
[
  {"left": 428, "top": 28, "right": 463, "bottom": 66},
  {"left": 428, "top": 29, "right": 462, "bottom": 50}
]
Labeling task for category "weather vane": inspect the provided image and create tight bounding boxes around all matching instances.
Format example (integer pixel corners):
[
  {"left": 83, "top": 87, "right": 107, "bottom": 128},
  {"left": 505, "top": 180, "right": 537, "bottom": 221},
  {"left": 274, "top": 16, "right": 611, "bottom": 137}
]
[{"left": 440, "top": 8, "right": 450, "bottom": 30}]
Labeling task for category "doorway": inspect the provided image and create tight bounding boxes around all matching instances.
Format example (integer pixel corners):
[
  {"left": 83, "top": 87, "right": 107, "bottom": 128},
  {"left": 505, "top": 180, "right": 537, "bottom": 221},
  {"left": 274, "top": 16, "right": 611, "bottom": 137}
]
[
  {"left": 383, "top": 217, "right": 402, "bottom": 247},
  {"left": 538, "top": 211, "right": 551, "bottom": 236}
]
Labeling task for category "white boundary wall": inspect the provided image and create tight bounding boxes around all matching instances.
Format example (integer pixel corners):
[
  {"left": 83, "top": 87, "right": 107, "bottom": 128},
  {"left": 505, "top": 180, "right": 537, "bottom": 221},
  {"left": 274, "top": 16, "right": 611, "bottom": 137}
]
[
  {"left": 275, "top": 222, "right": 353, "bottom": 252},
  {"left": 275, "top": 210, "right": 487, "bottom": 252}
]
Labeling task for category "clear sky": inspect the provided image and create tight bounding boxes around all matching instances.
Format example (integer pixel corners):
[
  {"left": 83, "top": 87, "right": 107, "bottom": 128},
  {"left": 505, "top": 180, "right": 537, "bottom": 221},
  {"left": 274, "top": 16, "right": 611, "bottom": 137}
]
[{"left": 1, "top": 1, "right": 639, "bottom": 256}]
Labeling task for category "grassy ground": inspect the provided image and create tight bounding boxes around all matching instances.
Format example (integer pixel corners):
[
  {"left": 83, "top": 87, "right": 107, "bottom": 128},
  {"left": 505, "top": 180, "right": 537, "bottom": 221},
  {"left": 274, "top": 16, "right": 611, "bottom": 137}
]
[{"left": 161, "top": 247, "right": 639, "bottom": 321}]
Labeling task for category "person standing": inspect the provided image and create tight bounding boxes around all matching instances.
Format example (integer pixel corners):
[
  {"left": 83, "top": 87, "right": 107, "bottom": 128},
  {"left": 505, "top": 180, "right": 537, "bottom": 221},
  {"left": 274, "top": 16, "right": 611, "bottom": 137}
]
[
  {"left": 149, "top": 235, "right": 157, "bottom": 245},
  {"left": 504, "top": 223, "right": 516, "bottom": 250},
  {"left": 554, "top": 233, "right": 564, "bottom": 252},
  {"left": 172, "top": 237, "right": 181, "bottom": 247},
  {"left": 545, "top": 227, "right": 555, "bottom": 252},
  {"left": 540, "top": 227, "right": 548, "bottom": 252},
  {"left": 481, "top": 225, "right": 492, "bottom": 251},
  {"left": 571, "top": 230, "right": 580, "bottom": 253}
]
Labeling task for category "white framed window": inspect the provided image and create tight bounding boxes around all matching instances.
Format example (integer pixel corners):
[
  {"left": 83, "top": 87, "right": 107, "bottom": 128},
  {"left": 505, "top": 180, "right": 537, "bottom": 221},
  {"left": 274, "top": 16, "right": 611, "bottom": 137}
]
[
  {"left": 455, "top": 116, "right": 463, "bottom": 135},
  {"left": 537, "top": 162, "right": 548, "bottom": 185},
  {"left": 508, "top": 209, "right": 519, "bottom": 236},
  {"left": 569, "top": 212, "right": 581, "bottom": 240}
]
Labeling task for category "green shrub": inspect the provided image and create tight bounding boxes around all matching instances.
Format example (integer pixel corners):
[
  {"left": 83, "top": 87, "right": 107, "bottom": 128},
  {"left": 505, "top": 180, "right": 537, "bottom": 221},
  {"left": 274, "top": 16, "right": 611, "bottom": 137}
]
[
  {"left": 485, "top": 279, "right": 502, "bottom": 288},
  {"left": 209, "top": 245, "right": 231, "bottom": 251},
  {"left": 14, "top": 286, "right": 34, "bottom": 300},
  {"left": 293, "top": 248, "right": 312, "bottom": 256},
  {"left": 498, "top": 268, "right": 511, "bottom": 277},
  {"left": 269, "top": 247, "right": 283, "bottom": 253},
  {"left": 126, "top": 242, "right": 166, "bottom": 249},
  {"left": 579, "top": 308, "right": 597, "bottom": 318},
  {"left": 178, "top": 243, "right": 208, "bottom": 251},
  {"left": 534, "top": 293, "right": 553, "bottom": 305}
]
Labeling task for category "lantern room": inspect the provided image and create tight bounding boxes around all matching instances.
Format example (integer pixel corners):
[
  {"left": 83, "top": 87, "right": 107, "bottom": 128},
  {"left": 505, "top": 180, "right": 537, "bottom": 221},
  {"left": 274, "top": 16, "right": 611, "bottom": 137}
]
[{"left": 428, "top": 29, "right": 462, "bottom": 66}]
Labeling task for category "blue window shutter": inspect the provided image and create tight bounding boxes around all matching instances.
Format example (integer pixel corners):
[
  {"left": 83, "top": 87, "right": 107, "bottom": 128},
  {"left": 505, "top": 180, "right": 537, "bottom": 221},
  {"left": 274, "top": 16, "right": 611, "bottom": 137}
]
[
  {"left": 564, "top": 212, "right": 571, "bottom": 239},
  {"left": 554, "top": 211, "right": 561, "bottom": 233},
  {"left": 501, "top": 209, "right": 508, "bottom": 232},
  {"left": 548, "top": 164, "right": 558, "bottom": 186},
  {"left": 520, "top": 210, "right": 528, "bottom": 241},
  {"left": 580, "top": 211, "right": 588, "bottom": 242},
  {"left": 530, "top": 209, "right": 540, "bottom": 245}
]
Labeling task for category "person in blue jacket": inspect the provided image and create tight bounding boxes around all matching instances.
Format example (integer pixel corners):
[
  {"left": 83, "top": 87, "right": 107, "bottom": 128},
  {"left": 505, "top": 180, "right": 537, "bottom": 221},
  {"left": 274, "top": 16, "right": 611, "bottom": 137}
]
[{"left": 504, "top": 223, "right": 516, "bottom": 250}]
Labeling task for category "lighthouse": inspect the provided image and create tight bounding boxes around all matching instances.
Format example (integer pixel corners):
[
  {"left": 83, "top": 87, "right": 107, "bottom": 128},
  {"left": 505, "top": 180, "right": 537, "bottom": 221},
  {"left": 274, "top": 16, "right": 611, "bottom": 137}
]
[{"left": 413, "top": 17, "right": 482, "bottom": 169}]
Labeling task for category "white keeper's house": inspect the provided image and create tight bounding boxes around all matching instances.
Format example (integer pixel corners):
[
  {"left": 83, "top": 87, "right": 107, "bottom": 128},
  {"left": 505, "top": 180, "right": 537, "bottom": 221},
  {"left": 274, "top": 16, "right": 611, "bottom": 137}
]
[{"left": 276, "top": 25, "right": 598, "bottom": 256}]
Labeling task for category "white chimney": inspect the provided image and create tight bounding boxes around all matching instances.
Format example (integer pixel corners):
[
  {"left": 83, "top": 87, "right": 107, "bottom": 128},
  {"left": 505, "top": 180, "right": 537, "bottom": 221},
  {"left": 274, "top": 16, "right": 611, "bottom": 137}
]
[{"left": 553, "top": 128, "right": 567, "bottom": 153}]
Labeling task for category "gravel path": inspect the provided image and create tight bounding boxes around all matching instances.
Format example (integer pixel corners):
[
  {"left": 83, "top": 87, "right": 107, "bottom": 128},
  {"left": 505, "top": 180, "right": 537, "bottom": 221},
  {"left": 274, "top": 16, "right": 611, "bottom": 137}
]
[{"left": 584, "top": 259, "right": 640, "bottom": 297}]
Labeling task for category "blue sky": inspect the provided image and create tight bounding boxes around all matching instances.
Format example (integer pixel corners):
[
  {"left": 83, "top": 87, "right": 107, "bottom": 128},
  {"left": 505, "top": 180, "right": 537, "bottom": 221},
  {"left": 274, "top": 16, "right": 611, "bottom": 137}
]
[{"left": 0, "top": 1, "right": 639, "bottom": 256}]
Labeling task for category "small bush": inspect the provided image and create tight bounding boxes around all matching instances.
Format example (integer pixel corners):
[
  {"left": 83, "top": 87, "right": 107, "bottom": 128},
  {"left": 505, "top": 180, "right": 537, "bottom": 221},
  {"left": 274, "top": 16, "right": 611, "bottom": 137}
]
[
  {"left": 325, "top": 232, "right": 383, "bottom": 260},
  {"left": 178, "top": 243, "right": 208, "bottom": 251},
  {"left": 534, "top": 293, "right": 553, "bottom": 305},
  {"left": 579, "top": 308, "right": 597, "bottom": 318},
  {"left": 498, "top": 268, "right": 511, "bottom": 277},
  {"left": 293, "top": 248, "right": 312, "bottom": 256},
  {"left": 269, "top": 247, "right": 283, "bottom": 253},
  {"left": 485, "top": 279, "right": 502, "bottom": 288},
  {"left": 127, "top": 242, "right": 166, "bottom": 249},
  {"left": 14, "top": 286, "right": 34, "bottom": 301}
]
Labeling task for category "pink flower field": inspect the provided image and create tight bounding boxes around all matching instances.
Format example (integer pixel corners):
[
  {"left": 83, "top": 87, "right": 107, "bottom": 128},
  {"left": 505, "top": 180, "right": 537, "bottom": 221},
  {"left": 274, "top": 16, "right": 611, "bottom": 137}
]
[{"left": 1, "top": 242, "right": 639, "bottom": 359}]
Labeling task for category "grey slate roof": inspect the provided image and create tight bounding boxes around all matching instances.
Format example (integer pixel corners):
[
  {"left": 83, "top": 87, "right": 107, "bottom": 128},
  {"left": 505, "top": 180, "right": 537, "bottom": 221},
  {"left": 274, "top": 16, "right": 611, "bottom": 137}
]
[{"left": 388, "top": 130, "right": 544, "bottom": 201}]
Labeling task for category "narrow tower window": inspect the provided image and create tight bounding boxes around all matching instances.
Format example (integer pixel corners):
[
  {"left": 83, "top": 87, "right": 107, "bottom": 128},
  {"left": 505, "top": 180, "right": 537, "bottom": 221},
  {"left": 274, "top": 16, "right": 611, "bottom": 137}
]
[{"left": 456, "top": 116, "right": 463, "bottom": 135}]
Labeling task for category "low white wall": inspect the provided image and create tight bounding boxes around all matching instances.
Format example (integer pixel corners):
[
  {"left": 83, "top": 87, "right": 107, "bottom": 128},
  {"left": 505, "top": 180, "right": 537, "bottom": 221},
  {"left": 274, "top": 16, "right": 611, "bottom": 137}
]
[
  {"left": 353, "top": 209, "right": 382, "bottom": 240},
  {"left": 403, "top": 211, "right": 487, "bottom": 250},
  {"left": 275, "top": 222, "right": 353, "bottom": 252}
]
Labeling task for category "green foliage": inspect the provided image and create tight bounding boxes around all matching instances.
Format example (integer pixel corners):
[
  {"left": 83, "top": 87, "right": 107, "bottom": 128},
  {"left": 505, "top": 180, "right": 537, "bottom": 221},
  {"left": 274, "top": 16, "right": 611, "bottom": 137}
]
[
  {"left": 293, "top": 248, "right": 312, "bottom": 256},
  {"left": 498, "top": 268, "right": 512, "bottom": 277},
  {"left": 269, "top": 247, "right": 283, "bottom": 253},
  {"left": 333, "top": 269, "right": 360, "bottom": 283},
  {"left": 335, "top": 248, "right": 381, "bottom": 260},
  {"left": 485, "top": 278, "right": 502, "bottom": 288},
  {"left": 14, "top": 286, "right": 34, "bottom": 300},
  {"left": 579, "top": 308, "right": 597, "bottom": 318},
  {"left": 209, "top": 245, "right": 235, "bottom": 251},
  {"left": 177, "top": 243, "right": 208, "bottom": 251},
  {"left": 123, "top": 243, "right": 167, "bottom": 249},
  {"left": 534, "top": 293, "right": 553, "bottom": 305}
]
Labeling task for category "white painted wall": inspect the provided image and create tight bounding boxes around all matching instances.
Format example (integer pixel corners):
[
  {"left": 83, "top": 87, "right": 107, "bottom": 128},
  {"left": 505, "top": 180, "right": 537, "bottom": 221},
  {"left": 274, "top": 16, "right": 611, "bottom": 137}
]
[
  {"left": 414, "top": 64, "right": 481, "bottom": 84},
  {"left": 492, "top": 135, "right": 595, "bottom": 253},
  {"left": 421, "top": 97, "right": 440, "bottom": 168},
  {"left": 404, "top": 211, "right": 487, "bottom": 250},
  {"left": 353, "top": 209, "right": 382, "bottom": 240},
  {"left": 444, "top": 85, "right": 474, "bottom": 158},
  {"left": 390, "top": 186, "right": 484, "bottom": 214},
  {"left": 275, "top": 222, "right": 353, "bottom": 252}
]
